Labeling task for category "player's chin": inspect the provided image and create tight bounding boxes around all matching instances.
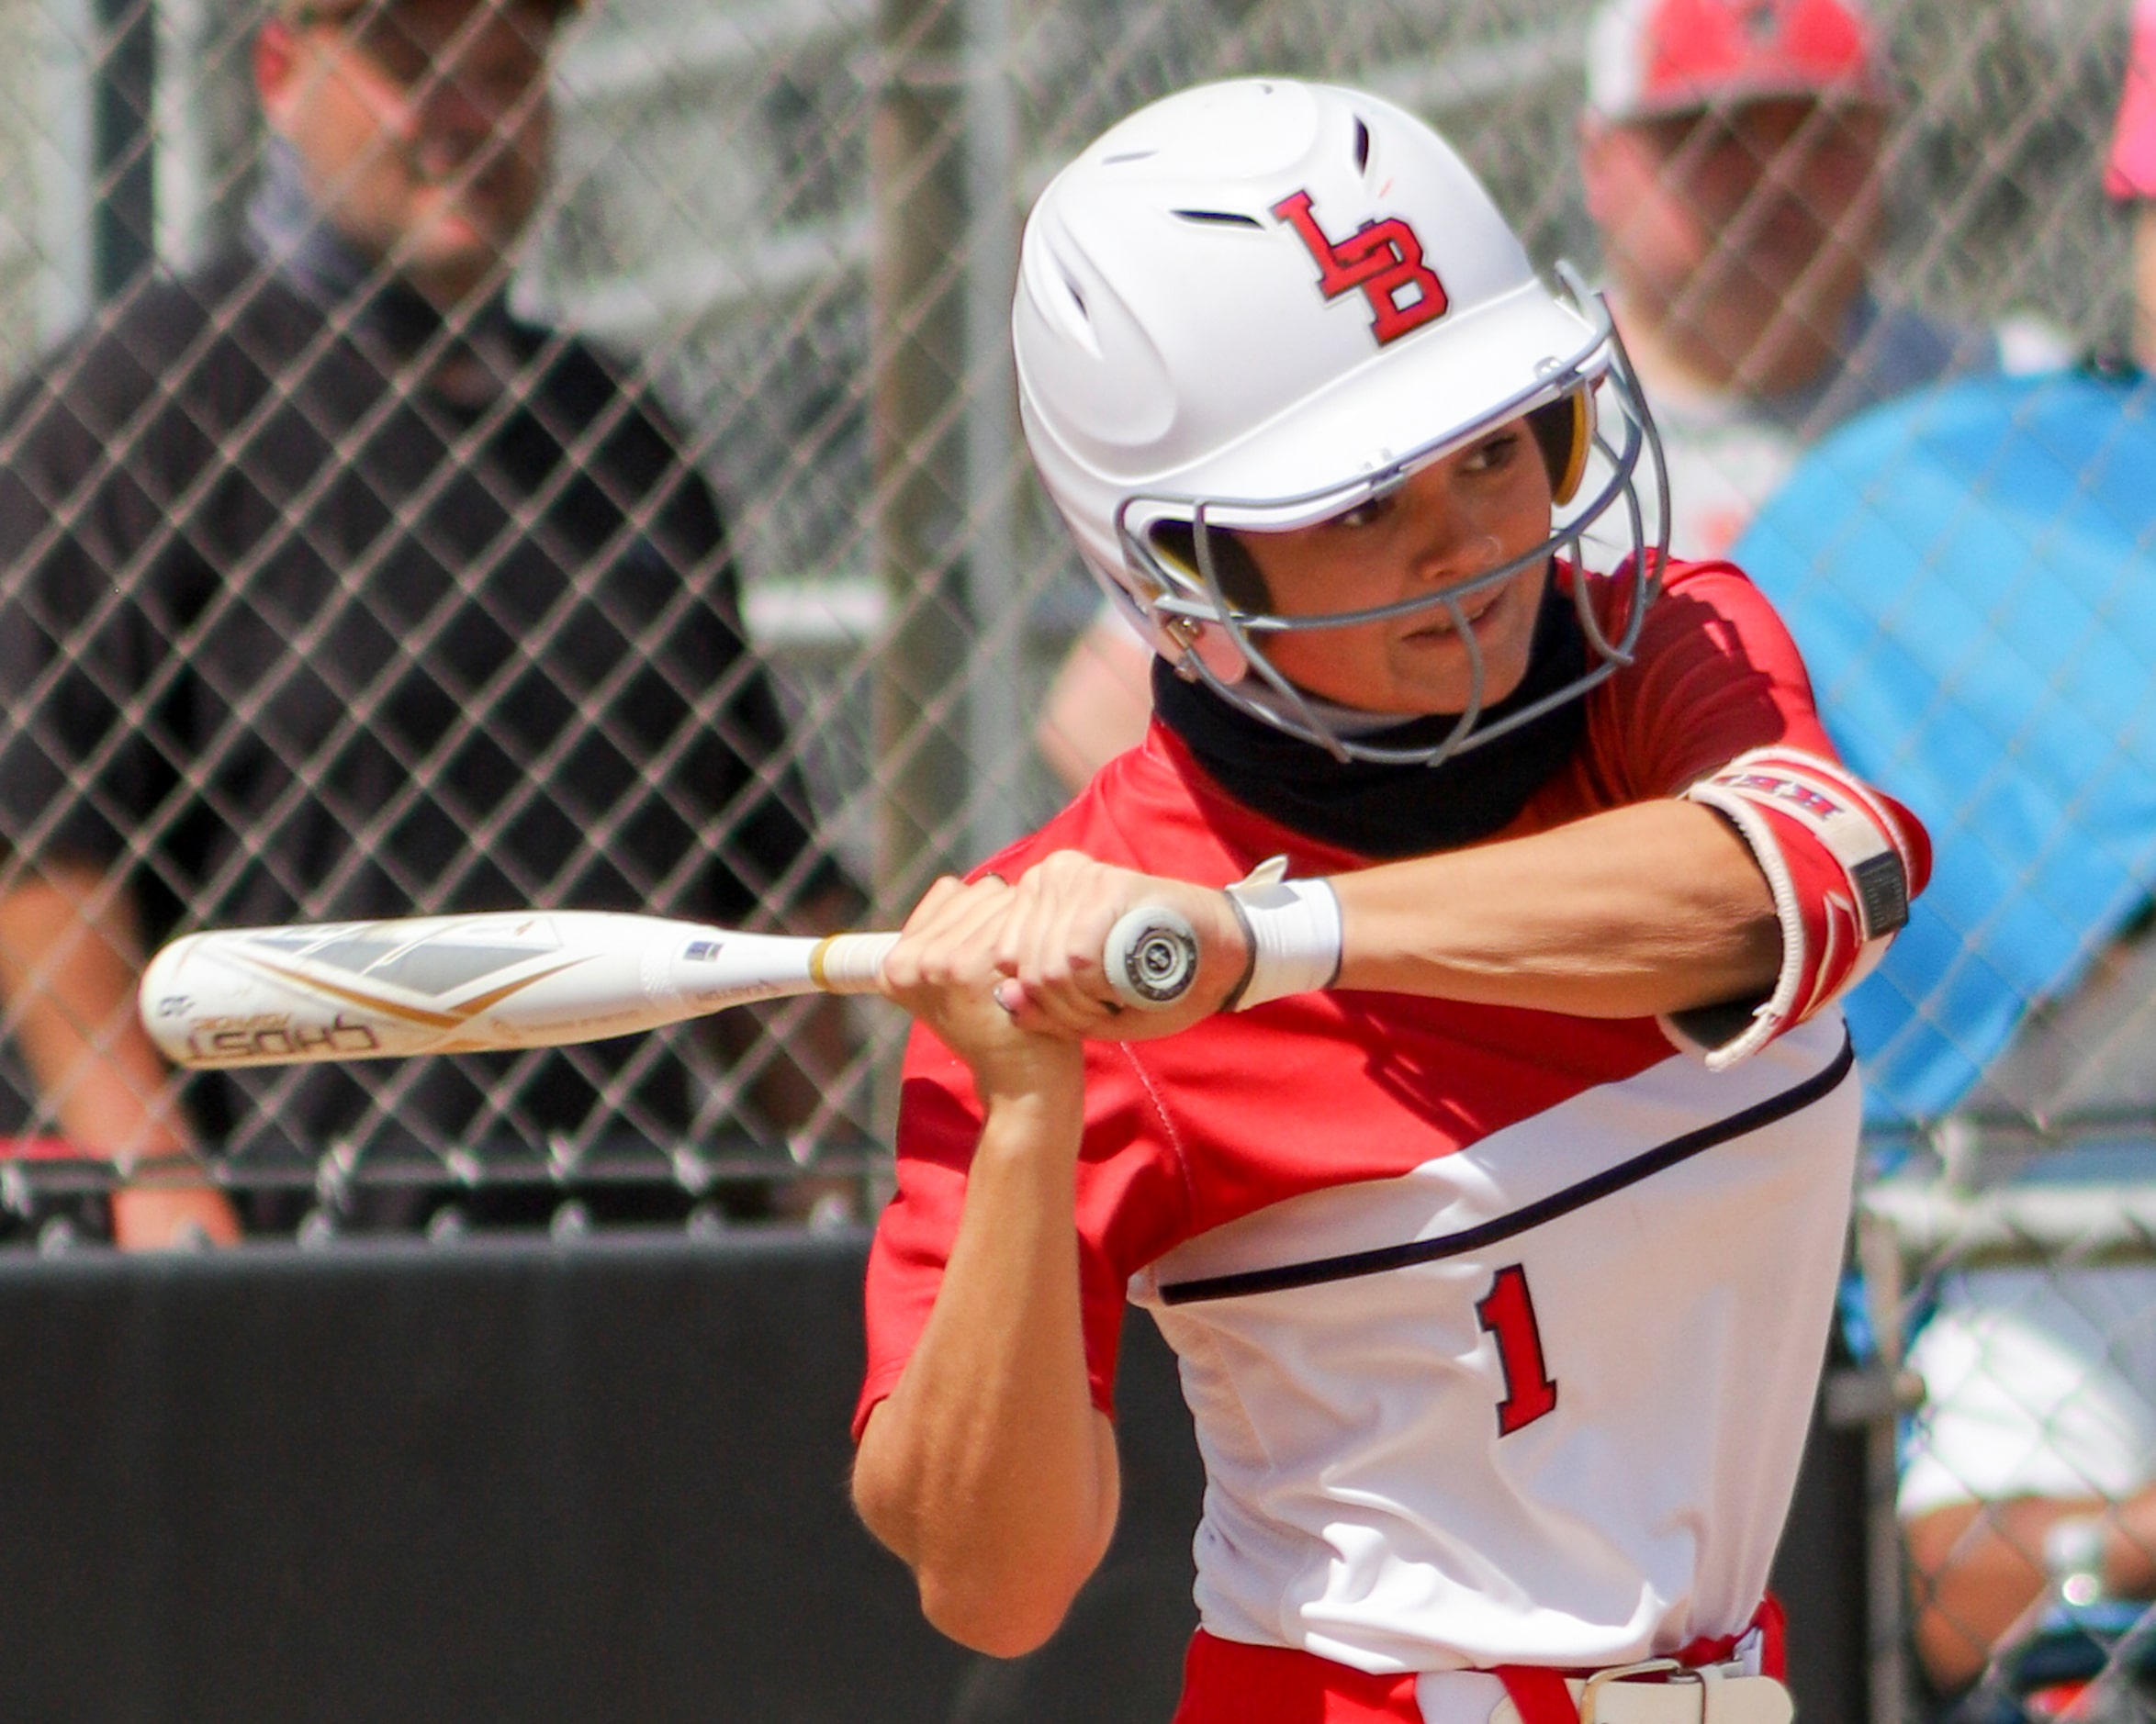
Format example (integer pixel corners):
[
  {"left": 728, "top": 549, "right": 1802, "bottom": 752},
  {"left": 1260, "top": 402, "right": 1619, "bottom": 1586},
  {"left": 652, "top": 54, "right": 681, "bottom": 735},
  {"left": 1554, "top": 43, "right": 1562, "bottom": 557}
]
[{"left": 1388, "top": 628, "right": 1536, "bottom": 714}]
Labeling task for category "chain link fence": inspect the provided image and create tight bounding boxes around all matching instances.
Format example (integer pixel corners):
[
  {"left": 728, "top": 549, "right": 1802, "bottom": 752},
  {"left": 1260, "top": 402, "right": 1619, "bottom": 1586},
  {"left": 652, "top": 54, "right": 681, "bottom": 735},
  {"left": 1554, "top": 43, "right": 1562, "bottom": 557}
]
[{"left": 0, "top": 0, "right": 2147, "bottom": 1713}]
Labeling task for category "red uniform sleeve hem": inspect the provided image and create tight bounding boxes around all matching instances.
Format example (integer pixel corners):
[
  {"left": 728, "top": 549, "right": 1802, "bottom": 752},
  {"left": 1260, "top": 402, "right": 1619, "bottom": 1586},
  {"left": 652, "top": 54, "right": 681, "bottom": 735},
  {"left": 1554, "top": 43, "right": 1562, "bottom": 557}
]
[{"left": 852, "top": 1366, "right": 905, "bottom": 1446}]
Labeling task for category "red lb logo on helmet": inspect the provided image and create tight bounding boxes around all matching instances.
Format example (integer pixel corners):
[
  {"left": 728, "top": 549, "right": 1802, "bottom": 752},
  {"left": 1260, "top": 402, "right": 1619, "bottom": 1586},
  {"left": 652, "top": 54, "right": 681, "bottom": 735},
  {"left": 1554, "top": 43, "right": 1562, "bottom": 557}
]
[{"left": 1271, "top": 189, "right": 1449, "bottom": 345}]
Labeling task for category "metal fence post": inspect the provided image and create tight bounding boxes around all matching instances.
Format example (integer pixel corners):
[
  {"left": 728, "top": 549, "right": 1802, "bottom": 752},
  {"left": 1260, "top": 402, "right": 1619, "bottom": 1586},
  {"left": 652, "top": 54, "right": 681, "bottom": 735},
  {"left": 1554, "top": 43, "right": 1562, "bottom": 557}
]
[
  {"left": 958, "top": 0, "right": 1022, "bottom": 874},
  {"left": 870, "top": 0, "right": 974, "bottom": 924},
  {"left": 90, "top": 0, "right": 154, "bottom": 300}
]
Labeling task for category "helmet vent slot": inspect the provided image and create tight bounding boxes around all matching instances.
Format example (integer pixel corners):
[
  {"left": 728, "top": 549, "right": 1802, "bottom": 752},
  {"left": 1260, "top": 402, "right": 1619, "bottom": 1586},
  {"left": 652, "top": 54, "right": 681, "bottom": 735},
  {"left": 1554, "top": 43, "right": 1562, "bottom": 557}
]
[
  {"left": 1353, "top": 118, "right": 1372, "bottom": 174},
  {"left": 1172, "top": 208, "right": 1262, "bottom": 229},
  {"left": 1102, "top": 150, "right": 1156, "bottom": 166}
]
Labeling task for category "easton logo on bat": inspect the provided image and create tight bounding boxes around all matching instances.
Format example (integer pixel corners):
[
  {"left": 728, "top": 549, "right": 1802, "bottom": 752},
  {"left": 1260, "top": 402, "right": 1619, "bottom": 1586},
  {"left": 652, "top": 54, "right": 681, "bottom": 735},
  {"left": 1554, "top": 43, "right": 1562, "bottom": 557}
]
[{"left": 174, "top": 1010, "right": 384, "bottom": 1062}]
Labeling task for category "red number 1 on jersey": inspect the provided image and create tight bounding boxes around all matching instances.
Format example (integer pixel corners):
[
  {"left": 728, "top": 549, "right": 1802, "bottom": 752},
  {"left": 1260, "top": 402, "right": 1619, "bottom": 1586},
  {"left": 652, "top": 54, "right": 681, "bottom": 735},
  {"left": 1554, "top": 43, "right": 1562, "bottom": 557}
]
[{"left": 1477, "top": 1264, "right": 1558, "bottom": 1436}]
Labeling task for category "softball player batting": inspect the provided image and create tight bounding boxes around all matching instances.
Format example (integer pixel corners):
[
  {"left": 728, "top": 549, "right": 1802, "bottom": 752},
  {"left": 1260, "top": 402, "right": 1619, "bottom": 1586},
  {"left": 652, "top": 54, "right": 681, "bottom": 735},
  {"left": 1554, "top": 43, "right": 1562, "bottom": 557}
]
[{"left": 852, "top": 79, "right": 1928, "bottom": 1724}]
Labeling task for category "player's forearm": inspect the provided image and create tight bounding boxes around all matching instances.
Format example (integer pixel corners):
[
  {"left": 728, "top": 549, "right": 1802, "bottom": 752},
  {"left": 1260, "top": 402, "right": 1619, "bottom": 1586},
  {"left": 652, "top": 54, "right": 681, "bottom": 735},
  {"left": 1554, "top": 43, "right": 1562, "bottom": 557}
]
[
  {"left": 853, "top": 1083, "right": 1119, "bottom": 1656},
  {"left": 1330, "top": 800, "right": 1780, "bottom": 1018}
]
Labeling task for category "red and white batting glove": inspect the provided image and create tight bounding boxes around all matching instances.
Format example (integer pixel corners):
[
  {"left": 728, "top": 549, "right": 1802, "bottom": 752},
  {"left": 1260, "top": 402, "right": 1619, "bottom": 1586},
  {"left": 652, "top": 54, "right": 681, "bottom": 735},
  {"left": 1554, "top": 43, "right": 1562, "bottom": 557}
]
[{"left": 1668, "top": 746, "right": 1930, "bottom": 1069}]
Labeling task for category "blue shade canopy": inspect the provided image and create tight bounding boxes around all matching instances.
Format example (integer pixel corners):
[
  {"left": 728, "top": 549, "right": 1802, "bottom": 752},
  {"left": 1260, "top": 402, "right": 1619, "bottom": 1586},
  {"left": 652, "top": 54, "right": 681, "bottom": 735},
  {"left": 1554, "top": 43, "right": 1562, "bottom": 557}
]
[{"left": 1734, "top": 368, "right": 2156, "bottom": 1123}]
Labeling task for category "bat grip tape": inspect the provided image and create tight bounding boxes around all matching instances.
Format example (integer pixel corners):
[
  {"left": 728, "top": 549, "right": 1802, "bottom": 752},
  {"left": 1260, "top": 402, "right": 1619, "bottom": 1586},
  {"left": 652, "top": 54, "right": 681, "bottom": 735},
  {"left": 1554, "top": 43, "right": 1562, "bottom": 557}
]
[{"left": 811, "top": 931, "right": 899, "bottom": 993}]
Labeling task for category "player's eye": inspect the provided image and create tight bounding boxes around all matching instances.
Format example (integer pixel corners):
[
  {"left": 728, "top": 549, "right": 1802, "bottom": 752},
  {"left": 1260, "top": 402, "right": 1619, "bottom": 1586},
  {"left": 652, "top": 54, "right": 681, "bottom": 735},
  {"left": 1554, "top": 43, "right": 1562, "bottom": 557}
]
[
  {"left": 1329, "top": 492, "right": 1397, "bottom": 531},
  {"left": 1461, "top": 430, "right": 1522, "bottom": 473}
]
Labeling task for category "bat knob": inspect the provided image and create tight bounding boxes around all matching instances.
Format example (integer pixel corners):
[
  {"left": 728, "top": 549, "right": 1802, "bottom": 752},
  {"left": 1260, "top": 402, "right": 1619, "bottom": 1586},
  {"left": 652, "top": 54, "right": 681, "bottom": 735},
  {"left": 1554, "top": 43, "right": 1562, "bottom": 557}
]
[{"left": 1105, "top": 906, "right": 1200, "bottom": 1011}]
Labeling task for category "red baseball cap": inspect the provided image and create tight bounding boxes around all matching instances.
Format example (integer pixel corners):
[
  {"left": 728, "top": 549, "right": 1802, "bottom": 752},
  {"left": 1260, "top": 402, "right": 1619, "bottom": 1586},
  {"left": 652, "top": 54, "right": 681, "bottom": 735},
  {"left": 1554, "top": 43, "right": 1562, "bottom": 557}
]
[
  {"left": 2109, "top": 0, "right": 2156, "bottom": 200},
  {"left": 1585, "top": 0, "right": 1887, "bottom": 120}
]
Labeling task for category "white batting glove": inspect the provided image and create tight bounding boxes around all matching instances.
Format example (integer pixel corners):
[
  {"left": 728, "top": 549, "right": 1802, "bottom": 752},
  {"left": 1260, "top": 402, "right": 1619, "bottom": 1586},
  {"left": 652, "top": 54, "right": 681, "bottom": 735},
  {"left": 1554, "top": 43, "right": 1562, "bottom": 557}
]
[{"left": 1220, "top": 856, "right": 1342, "bottom": 1012}]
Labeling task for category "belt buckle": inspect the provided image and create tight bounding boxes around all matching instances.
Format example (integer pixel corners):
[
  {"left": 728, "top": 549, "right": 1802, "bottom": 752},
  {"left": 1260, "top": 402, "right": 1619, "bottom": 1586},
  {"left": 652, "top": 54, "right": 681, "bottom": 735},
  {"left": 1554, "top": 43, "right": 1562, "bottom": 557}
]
[{"left": 1579, "top": 1658, "right": 1684, "bottom": 1724}]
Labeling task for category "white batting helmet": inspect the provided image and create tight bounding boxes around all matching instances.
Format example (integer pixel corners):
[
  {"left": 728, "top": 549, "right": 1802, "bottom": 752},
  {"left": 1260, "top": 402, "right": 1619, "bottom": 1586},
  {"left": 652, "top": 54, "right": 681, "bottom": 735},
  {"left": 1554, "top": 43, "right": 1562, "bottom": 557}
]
[{"left": 1014, "top": 77, "right": 1668, "bottom": 766}]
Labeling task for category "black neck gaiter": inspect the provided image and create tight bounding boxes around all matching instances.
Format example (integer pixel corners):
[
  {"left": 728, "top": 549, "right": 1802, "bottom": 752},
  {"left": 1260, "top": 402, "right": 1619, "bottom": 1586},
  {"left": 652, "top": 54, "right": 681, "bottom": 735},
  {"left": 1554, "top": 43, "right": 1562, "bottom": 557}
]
[{"left": 1152, "top": 586, "right": 1589, "bottom": 858}]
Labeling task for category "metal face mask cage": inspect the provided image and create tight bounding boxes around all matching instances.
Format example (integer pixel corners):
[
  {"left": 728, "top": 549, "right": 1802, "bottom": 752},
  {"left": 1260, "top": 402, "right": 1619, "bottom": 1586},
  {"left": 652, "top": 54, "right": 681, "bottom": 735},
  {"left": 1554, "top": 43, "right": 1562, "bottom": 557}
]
[{"left": 1114, "top": 278, "right": 1672, "bottom": 768}]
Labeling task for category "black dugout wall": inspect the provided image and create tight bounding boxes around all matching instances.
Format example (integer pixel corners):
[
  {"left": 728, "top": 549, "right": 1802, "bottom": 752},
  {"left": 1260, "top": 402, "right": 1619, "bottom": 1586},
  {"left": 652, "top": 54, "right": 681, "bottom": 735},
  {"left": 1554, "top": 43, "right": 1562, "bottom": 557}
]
[{"left": 0, "top": 1232, "right": 1862, "bottom": 1722}]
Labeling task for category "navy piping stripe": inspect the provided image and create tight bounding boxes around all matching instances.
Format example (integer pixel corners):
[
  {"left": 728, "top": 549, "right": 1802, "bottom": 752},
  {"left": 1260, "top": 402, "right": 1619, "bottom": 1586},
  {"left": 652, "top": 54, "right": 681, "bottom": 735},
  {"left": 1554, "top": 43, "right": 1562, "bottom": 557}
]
[{"left": 1159, "top": 1028, "right": 1856, "bottom": 1306}]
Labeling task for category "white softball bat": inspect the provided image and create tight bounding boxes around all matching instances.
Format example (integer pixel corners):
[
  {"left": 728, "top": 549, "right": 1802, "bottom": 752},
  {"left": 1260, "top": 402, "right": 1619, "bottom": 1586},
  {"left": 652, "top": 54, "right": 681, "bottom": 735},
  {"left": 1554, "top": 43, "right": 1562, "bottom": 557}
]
[{"left": 139, "top": 903, "right": 1204, "bottom": 1070}]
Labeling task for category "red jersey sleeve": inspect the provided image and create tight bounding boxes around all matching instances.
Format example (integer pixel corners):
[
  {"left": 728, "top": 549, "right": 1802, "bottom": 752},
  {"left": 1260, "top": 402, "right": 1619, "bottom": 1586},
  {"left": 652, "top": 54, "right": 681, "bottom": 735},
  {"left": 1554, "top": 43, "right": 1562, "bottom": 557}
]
[
  {"left": 853, "top": 1021, "right": 1196, "bottom": 1442},
  {"left": 1582, "top": 558, "right": 1840, "bottom": 799}
]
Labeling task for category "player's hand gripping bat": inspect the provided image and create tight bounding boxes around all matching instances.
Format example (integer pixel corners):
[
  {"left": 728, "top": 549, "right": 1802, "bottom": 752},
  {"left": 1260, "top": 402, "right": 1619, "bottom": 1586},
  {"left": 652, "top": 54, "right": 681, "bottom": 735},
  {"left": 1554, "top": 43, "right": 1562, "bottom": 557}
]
[{"left": 139, "top": 904, "right": 1204, "bottom": 1070}]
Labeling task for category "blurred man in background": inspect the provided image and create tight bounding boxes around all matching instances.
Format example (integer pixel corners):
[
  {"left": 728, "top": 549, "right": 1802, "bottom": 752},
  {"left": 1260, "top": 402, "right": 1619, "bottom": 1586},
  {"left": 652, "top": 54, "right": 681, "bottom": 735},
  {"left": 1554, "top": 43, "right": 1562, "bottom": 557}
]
[
  {"left": 0, "top": 0, "right": 850, "bottom": 1248},
  {"left": 1576, "top": 0, "right": 2039, "bottom": 559},
  {"left": 1033, "top": 0, "right": 2052, "bottom": 794}
]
